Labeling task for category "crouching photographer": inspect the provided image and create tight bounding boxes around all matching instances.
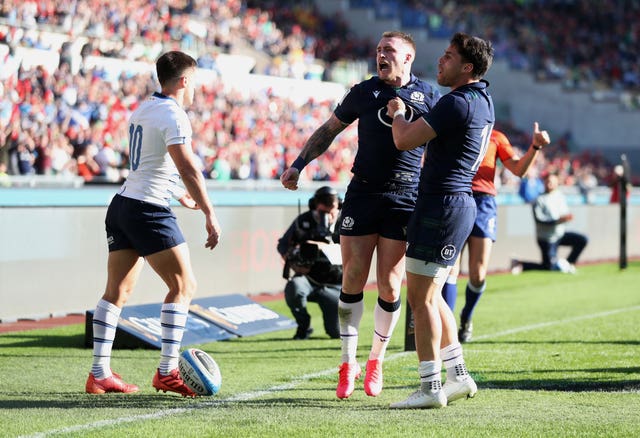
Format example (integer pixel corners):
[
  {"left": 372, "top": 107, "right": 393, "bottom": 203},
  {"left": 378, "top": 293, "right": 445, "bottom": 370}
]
[{"left": 277, "top": 186, "right": 342, "bottom": 340}]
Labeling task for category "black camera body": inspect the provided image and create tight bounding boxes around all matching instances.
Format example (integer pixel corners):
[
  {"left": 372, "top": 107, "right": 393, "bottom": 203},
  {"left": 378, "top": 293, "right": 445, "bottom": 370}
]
[
  {"left": 286, "top": 242, "right": 319, "bottom": 268},
  {"left": 287, "top": 242, "right": 318, "bottom": 267},
  {"left": 282, "top": 242, "right": 319, "bottom": 280}
]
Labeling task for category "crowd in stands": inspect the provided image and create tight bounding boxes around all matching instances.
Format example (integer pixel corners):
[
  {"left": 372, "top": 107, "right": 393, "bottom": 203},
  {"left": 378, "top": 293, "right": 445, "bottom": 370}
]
[
  {"left": 401, "top": 0, "right": 640, "bottom": 108},
  {"left": 251, "top": 0, "right": 639, "bottom": 104},
  {"left": 0, "top": 0, "right": 634, "bottom": 195},
  {"left": 0, "top": 53, "right": 358, "bottom": 183},
  {"left": 0, "top": 0, "right": 242, "bottom": 61},
  {"left": 244, "top": 0, "right": 373, "bottom": 80}
]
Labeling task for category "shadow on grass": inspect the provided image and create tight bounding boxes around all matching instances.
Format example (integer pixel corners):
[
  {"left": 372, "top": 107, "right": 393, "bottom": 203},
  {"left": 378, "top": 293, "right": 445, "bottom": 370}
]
[
  {"left": 0, "top": 333, "right": 85, "bottom": 348},
  {"left": 486, "top": 366, "right": 640, "bottom": 374},
  {"left": 480, "top": 378, "right": 640, "bottom": 392},
  {"left": 0, "top": 393, "right": 202, "bottom": 410},
  {"left": 222, "top": 397, "right": 386, "bottom": 411},
  {"left": 0, "top": 393, "right": 385, "bottom": 412},
  {"left": 384, "top": 376, "right": 640, "bottom": 394}
]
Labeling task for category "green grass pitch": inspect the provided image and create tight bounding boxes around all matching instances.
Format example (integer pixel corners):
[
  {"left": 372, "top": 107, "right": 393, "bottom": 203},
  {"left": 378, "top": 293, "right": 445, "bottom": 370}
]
[{"left": 1, "top": 262, "right": 639, "bottom": 437}]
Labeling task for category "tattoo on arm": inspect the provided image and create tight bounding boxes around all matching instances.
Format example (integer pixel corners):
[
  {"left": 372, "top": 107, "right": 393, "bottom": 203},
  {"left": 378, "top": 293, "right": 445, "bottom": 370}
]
[{"left": 300, "top": 116, "right": 347, "bottom": 162}]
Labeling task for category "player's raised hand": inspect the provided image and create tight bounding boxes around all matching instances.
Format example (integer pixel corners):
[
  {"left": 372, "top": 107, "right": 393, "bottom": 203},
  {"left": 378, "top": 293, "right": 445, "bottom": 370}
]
[
  {"left": 532, "top": 122, "right": 551, "bottom": 149},
  {"left": 280, "top": 167, "right": 300, "bottom": 191}
]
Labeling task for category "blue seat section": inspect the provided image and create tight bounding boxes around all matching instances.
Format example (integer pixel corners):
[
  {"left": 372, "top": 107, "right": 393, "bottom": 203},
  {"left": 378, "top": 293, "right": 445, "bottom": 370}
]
[
  {"left": 349, "top": 0, "right": 375, "bottom": 8},
  {"left": 400, "top": 7, "right": 427, "bottom": 28},
  {"left": 374, "top": 0, "right": 400, "bottom": 19}
]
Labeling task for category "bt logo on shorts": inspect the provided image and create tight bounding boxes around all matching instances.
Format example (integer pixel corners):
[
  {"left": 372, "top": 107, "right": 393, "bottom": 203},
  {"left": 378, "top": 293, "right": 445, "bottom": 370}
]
[
  {"left": 107, "top": 236, "right": 114, "bottom": 246},
  {"left": 341, "top": 216, "right": 355, "bottom": 230},
  {"left": 440, "top": 244, "right": 456, "bottom": 261}
]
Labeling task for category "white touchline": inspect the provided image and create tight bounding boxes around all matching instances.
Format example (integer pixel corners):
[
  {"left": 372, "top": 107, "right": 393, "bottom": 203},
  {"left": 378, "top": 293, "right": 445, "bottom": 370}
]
[{"left": 22, "top": 305, "right": 640, "bottom": 438}]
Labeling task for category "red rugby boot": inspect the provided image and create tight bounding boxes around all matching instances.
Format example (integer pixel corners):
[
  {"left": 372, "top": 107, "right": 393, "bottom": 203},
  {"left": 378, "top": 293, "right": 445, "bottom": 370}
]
[
  {"left": 152, "top": 368, "right": 197, "bottom": 398},
  {"left": 336, "top": 362, "right": 362, "bottom": 399},
  {"left": 86, "top": 373, "right": 139, "bottom": 394},
  {"left": 363, "top": 359, "right": 383, "bottom": 397}
]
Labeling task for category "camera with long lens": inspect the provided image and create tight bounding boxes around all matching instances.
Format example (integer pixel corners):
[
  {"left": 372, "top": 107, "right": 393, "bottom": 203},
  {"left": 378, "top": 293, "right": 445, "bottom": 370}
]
[{"left": 282, "top": 186, "right": 340, "bottom": 280}]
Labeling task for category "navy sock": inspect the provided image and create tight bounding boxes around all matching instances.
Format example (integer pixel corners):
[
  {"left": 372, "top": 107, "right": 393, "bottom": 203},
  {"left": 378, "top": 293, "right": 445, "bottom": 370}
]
[
  {"left": 460, "top": 282, "right": 485, "bottom": 322},
  {"left": 441, "top": 282, "right": 457, "bottom": 311}
]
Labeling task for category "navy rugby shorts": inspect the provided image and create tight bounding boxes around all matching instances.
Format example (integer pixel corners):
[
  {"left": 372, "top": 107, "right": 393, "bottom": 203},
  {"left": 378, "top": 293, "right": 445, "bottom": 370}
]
[
  {"left": 105, "top": 194, "right": 185, "bottom": 256},
  {"left": 339, "top": 180, "right": 417, "bottom": 240},
  {"left": 406, "top": 192, "right": 476, "bottom": 266},
  {"left": 469, "top": 193, "right": 497, "bottom": 241}
]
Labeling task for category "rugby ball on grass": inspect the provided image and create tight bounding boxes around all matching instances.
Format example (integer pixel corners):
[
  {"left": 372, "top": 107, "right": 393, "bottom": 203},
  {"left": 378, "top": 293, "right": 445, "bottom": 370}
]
[{"left": 178, "top": 348, "right": 221, "bottom": 396}]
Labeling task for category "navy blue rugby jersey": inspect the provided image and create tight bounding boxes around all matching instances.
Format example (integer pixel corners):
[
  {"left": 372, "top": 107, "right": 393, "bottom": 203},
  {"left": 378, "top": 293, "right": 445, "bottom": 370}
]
[
  {"left": 334, "top": 74, "right": 440, "bottom": 187},
  {"left": 420, "top": 80, "right": 495, "bottom": 194}
]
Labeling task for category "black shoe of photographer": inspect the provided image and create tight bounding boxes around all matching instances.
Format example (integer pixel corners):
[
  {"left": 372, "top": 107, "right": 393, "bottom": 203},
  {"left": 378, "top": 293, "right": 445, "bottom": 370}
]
[{"left": 293, "top": 326, "right": 314, "bottom": 340}]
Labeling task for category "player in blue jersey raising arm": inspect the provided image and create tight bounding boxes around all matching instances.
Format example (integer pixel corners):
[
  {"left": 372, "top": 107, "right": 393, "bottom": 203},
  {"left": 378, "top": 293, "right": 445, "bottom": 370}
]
[
  {"left": 387, "top": 32, "right": 495, "bottom": 409},
  {"left": 85, "top": 51, "right": 221, "bottom": 397},
  {"left": 281, "top": 31, "right": 440, "bottom": 399}
]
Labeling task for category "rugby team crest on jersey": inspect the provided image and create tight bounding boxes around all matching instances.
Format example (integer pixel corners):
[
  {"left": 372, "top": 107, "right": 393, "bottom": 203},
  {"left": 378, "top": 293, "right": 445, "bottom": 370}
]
[{"left": 410, "top": 91, "right": 425, "bottom": 104}]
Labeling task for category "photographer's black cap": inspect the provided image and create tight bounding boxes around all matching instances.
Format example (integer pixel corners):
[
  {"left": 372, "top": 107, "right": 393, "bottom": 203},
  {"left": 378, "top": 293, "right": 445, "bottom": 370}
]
[
  {"left": 315, "top": 186, "right": 338, "bottom": 198},
  {"left": 309, "top": 186, "right": 339, "bottom": 209}
]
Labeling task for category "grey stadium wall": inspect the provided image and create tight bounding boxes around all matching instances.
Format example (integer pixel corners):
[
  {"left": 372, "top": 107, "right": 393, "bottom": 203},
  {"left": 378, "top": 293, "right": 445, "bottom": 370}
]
[{"left": 0, "top": 203, "right": 638, "bottom": 321}]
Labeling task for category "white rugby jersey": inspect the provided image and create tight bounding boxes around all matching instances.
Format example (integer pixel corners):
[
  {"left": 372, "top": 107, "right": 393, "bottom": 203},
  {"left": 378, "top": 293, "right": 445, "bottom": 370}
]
[{"left": 118, "top": 92, "right": 190, "bottom": 206}]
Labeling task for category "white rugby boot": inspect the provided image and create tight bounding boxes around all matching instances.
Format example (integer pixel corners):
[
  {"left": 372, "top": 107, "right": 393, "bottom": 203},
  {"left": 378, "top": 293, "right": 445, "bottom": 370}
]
[
  {"left": 390, "top": 388, "right": 447, "bottom": 409},
  {"left": 443, "top": 372, "right": 477, "bottom": 403}
]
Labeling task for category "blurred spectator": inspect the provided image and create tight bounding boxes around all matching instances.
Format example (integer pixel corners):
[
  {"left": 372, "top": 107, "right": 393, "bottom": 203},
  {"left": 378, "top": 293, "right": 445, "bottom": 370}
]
[
  {"left": 576, "top": 166, "right": 598, "bottom": 204},
  {"left": 518, "top": 168, "right": 544, "bottom": 204},
  {"left": 93, "top": 140, "right": 124, "bottom": 182},
  {"left": 609, "top": 164, "right": 632, "bottom": 204},
  {"left": 511, "top": 172, "right": 588, "bottom": 274},
  {"left": 0, "top": 161, "right": 10, "bottom": 187},
  {"left": 76, "top": 143, "right": 100, "bottom": 182},
  {"left": 15, "top": 141, "right": 36, "bottom": 175}
]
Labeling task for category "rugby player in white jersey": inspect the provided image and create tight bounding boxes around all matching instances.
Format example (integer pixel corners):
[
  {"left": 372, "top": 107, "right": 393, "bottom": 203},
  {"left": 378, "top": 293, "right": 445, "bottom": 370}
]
[{"left": 85, "top": 51, "right": 221, "bottom": 397}]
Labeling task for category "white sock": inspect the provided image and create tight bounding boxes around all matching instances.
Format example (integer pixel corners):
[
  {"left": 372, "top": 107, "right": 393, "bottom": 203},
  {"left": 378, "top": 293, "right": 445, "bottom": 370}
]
[
  {"left": 159, "top": 302, "right": 189, "bottom": 375},
  {"left": 441, "top": 342, "right": 470, "bottom": 382},
  {"left": 368, "top": 299, "right": 401, "bottom": 361},
  {"left": 339, "top": 295, "right": 364, "bottom": 364},
  {"left": 419, "top": 360, "right": 442, "bottom": 393},
  {"left": 91, "top": 299, "right": 121, "bottom": 379}
]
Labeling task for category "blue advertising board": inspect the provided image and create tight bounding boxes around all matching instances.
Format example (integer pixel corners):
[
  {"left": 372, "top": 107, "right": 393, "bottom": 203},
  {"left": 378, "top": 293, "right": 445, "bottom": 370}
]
[
  {"left": 190, "top": 294, "right": 296, "bottom": 337},
  {"left": 85, "top": 294, "right": 295, "bottom": 349}
]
